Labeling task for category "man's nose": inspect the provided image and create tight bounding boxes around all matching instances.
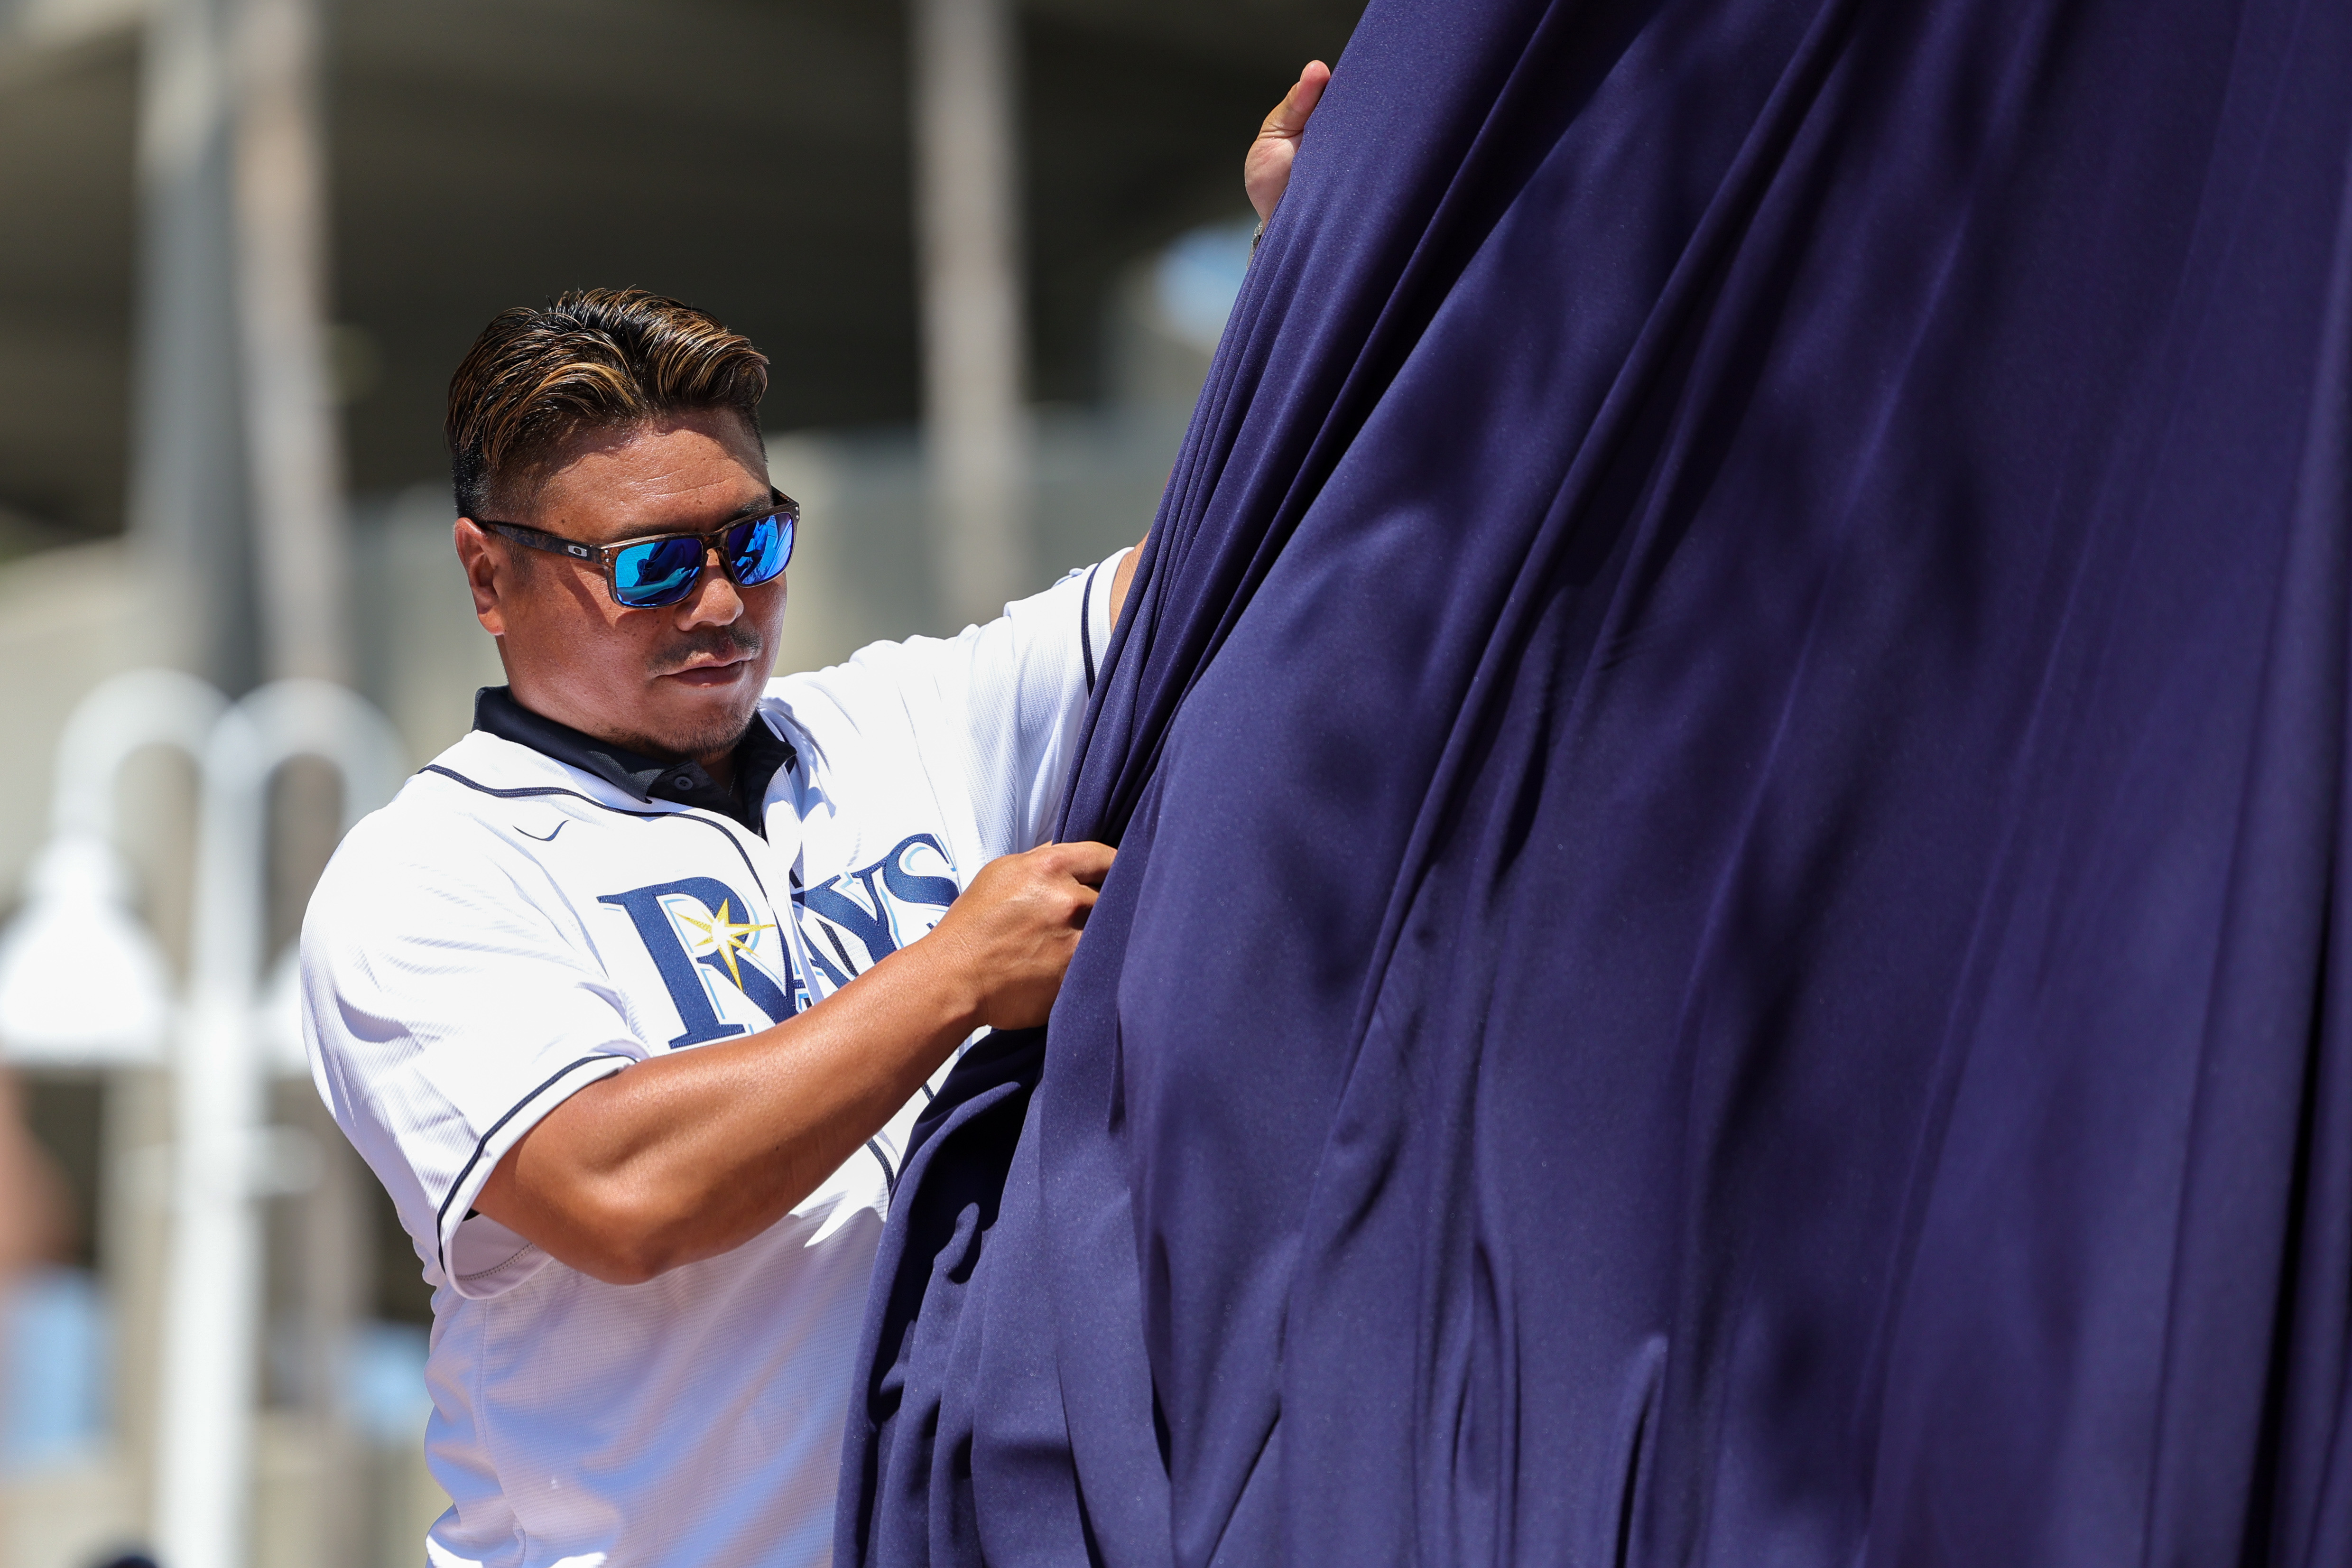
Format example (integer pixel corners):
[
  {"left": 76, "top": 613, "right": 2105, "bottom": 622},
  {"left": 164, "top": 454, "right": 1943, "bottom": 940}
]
[{"left": 673, "top": 542, "right": 743, "bottom": 627}]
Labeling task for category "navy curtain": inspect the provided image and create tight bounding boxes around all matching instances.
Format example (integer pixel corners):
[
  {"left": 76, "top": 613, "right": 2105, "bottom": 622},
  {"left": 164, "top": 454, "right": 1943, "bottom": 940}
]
[{"left": 840, "top": 0, "right": 2352, "bottom": 1560}]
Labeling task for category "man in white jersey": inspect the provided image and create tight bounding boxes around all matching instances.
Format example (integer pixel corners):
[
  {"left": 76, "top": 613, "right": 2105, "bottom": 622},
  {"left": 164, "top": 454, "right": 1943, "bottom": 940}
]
[{"left": 303, "top": 67, "right": 1328, "bottom": 1568}]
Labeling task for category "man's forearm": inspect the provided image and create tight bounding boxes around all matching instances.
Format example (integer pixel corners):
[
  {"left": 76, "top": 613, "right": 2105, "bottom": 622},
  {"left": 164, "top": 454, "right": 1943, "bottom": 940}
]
[
  {"left": 473, "top": 838, "right": 1109, "bottom": 1285},
  {"left": 477, "top": 936, "right": 980, "bottom": 1284},
  {"left": 1109, "top": 534, "right": 1147, "bottom": 625}
]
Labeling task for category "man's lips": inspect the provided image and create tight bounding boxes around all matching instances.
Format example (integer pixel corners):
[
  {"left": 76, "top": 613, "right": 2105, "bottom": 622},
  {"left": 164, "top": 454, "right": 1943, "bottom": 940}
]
[{"left": 658, "top": 655, "right": 753, "bottom": 688}]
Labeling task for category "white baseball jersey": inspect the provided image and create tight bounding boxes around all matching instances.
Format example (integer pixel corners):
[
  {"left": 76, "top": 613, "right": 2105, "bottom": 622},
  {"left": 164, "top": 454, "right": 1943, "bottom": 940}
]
[{"left": 301, "top": 553, "right": 1124, "bottom": 1568}]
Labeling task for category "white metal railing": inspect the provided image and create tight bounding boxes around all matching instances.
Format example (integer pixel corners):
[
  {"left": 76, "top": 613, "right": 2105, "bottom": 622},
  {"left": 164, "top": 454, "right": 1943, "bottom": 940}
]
[{"left": 0, "top": 668, "right": 405, "bottom": 1568}]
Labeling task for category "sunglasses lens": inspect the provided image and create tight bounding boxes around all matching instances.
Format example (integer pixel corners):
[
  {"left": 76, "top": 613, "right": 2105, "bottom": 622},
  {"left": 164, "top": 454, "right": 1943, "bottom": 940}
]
[
  {"left": 725, "top": 509, "right": 795, "bottom": 587},
  {"left": 610, "top": 536, "right": 707, "bottom": 607}
]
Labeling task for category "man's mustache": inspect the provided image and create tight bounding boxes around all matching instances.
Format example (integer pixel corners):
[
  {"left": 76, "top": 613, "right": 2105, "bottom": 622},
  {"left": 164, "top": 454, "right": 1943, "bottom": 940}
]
[{"left": 649, "top": 623, "right": 764, "bottom": 677}]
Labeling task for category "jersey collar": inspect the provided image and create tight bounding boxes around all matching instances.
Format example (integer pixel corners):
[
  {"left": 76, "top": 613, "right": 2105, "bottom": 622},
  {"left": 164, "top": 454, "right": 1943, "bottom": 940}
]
[{"left": 472, "top": 686, "right": 796, "bottom": 836}]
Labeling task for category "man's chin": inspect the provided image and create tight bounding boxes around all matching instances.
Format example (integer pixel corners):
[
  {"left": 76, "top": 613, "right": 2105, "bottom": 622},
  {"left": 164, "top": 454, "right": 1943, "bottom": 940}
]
[{"left": 641, "top": 677, "right": 764, "bottom": 761}]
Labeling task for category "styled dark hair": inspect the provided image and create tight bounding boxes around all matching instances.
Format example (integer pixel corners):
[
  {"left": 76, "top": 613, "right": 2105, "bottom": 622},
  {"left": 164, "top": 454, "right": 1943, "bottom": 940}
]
[{"left": 445, "top": 288, "right": 769, "bottom": 519}]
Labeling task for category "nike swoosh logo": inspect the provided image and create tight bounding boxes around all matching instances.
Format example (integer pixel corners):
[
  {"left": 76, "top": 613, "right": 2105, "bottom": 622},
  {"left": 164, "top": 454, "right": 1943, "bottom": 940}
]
[{"left": 517, "top": 820, "right": 567, "bottom": 842}]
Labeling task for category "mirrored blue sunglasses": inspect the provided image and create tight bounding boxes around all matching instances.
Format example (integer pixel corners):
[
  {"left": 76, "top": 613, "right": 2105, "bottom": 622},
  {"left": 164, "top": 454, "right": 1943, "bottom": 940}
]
[{"left": 480, "top": 491, "right": 798, "bottom": 609}]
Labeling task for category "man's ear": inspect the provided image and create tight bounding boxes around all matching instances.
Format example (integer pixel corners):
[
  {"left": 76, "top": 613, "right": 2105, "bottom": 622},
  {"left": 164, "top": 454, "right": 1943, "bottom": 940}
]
[{"left": 454, "top": 517, "right": 512, "bottom": 636}]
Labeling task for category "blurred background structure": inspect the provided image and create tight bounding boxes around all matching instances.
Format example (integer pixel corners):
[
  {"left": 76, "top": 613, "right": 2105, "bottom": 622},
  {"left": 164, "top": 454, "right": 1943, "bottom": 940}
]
[{"left": 0, "top": 0, "right": 1361, "bottom": 1562}]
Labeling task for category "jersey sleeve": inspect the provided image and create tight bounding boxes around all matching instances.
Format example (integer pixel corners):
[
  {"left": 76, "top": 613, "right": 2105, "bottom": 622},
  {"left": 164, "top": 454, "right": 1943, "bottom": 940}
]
[
  {"left": 300, "top": 817, "right": 647, "bottom": 1300},
  {"left": 789, "top": 549, "right": 1127, "bottom": 860}
]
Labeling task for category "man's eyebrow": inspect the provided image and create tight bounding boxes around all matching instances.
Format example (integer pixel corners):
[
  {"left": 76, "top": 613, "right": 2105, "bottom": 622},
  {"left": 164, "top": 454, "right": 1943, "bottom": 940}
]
[
  {"left": 703, "top": 486, "right": 778, "bottom": 521},
  {"left": 587, "top": 491, "right": 775, "bottom": 544}
]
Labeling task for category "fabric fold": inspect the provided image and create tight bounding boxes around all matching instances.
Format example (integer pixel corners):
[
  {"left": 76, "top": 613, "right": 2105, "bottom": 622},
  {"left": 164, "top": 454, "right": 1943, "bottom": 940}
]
[{"left": 840, "top": 0, "right": 2352, "bottom": 1562}]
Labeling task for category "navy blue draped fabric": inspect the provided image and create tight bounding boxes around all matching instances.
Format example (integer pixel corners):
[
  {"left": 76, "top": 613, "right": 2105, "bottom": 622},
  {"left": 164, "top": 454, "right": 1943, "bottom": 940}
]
[{"left": 839, "top": 0, "right": 2352, "bottom": 1560}]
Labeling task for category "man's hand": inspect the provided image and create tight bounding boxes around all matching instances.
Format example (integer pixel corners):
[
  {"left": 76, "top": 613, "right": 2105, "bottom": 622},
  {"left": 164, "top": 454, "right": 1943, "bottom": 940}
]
[
  {"left": 477, "top": 839, "right": 1114, "bottom": 1284},
  {"left": 1246, "top": 60, "right": 1333, "bottom": 223},
  {"left": 928, "top": 840, "right": 1113, "bottom": 1031}
]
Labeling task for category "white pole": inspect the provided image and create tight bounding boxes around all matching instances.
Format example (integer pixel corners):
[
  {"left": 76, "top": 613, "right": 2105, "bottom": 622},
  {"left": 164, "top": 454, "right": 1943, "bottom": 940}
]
[
  {"left": 228, "top": 6, "right": 362, "bottom": 1538},
  {"left": 234, "top": 0, "right": 348, "bottom": 685},
  {"left": 131, "top": 0, "right": 250, "bottom": 688},
  {"left": 152, "top": 681, "right": 405, "bottom": 1568},
  {"left": 912, "top": 0, "right": 1030, "bottom": 629},
  {"left": 151, "top": 696, "right": 269, "bottom": 1568}
]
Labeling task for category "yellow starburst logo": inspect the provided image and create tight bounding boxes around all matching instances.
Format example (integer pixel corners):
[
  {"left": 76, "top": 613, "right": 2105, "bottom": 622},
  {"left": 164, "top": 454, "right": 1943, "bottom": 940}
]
[{"left": 675, "top": 899, "right": 774, "bottom": 990}]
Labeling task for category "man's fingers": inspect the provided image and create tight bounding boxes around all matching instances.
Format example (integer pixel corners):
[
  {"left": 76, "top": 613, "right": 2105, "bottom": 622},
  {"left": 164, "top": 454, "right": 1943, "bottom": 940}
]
[
  {"left": 1051, "top": 840, "right": 1116, "bottom": 887},
  {"left": 1260, "top": 59, "right": 1331, "bottom": 141},
  {"left": 1246, "top": 60, "right": 1332, "bottom": 221}
]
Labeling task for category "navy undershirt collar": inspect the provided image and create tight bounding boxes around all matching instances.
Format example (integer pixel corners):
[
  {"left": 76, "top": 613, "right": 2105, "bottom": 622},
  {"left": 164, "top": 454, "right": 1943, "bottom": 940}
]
[{"left": 472, "top": 686, "right": 796, "bottom": 837}]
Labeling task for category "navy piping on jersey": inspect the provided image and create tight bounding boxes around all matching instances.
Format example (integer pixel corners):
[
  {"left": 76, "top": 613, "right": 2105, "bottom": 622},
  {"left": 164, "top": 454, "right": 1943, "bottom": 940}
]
[
  {"left": 819, "top": 921, "right": 859, "bottom": 982},
  {"left": 434, "top": 1051, "right": 633, "bottom": 1278},
  {"left": 865, "top": 1137, "right": 898, "bottom": 1196},
  {"left": 1080, "top": 561, "right": 1102, "bottom": 693},
  {"left": 419, "top": 764, "right": 771, "bottom": 903}
]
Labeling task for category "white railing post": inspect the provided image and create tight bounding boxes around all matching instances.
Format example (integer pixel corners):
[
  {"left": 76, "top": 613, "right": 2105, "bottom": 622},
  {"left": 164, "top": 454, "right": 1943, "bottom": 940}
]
[{"left": 152, "top": 678, "right": 404, "bottom": 1568}]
